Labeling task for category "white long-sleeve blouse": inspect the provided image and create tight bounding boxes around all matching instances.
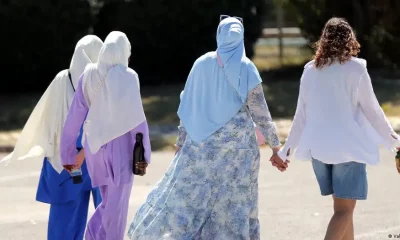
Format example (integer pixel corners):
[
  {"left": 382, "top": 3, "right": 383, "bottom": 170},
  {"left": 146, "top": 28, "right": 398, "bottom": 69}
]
[{"left": 278, "top": 57, "right": 400, "bottom": 165}]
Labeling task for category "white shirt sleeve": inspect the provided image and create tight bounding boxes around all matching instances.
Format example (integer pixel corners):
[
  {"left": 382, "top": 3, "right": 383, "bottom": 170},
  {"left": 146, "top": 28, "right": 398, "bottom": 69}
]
[
  {"left": 358, "top": 71, "right": 400, "bottom": 150},
  {"left": 278, "top": 71, "right": 307, "bottom": 161}
]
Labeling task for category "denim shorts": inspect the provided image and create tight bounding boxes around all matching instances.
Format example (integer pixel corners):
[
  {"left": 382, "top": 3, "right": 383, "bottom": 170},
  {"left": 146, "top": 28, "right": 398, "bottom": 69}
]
[{"left": 312, "top": 159, "right": 368, "bottom": 200}]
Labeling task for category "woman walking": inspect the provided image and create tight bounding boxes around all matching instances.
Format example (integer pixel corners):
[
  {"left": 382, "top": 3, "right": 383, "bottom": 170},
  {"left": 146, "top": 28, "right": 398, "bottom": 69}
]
[
  {"left": 128, "top": 16, "right": 283, "bottom": 240},
  {"left": 61, "top": 31, "right": 151, "bottom": 240},
  {"left": 273, "top": 18, "right": 400, "bottom": 240},
  {"left": 1, "top": 35, "right": 103, "bottom": 240}
]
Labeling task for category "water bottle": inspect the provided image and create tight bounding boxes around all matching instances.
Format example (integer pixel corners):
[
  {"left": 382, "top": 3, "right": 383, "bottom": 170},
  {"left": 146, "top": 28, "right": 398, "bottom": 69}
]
[
  {"left": 133, "top": 133, "right": 146, "bottom": 175},
  {"left": 71, "top": 168, "right": 83, "bottom": 184}
]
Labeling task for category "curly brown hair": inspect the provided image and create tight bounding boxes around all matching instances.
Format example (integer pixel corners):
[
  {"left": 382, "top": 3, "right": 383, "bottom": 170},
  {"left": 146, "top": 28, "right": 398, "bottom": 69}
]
[{"left": 313, "top": 18, "right": 361, "bottom": 68}]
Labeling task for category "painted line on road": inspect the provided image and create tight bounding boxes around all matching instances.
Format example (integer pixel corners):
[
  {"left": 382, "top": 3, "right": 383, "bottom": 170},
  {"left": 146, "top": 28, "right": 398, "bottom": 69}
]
[
  {"left": 0, "top": 171, "right": 40, "bottom": 182},
  {"left": 355, "top": 225, "right": 400, "bottom": 239}
]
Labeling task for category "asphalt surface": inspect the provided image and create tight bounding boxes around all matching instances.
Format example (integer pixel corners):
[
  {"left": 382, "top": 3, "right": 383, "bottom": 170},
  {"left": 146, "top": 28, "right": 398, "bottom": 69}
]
[{"left": 0, "top": 149, "right": 399, "bottom": 240}]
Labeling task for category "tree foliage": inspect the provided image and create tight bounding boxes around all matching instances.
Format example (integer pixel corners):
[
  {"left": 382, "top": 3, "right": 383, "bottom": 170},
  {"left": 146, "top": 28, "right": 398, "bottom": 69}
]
[
  {"left": 94, "top": 0, "right": 266, "bottom": 85},
  {"left": 0, "top": 0, "right": 92, "bottom": 92},
  {"left": 285, "top": 0, "right": 400, "bottom": 70}
]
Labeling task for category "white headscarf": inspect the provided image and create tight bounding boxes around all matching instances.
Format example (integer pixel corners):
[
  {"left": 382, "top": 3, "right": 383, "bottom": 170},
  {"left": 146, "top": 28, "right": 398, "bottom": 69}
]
[
  {"left": 82, "top": 31, "right": 145, "bottom": 154},
  {"left": 1, "top": 35, "right": 103, "bottom": 173},
  {"left": 69, "top": 36, "right": 104, "bottom": 89}
]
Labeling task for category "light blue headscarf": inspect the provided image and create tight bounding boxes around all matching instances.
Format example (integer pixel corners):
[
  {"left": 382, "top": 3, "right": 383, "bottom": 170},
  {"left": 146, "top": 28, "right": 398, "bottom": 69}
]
[{"left": 178, "top": 17, "right": 262, "bottom": 143}]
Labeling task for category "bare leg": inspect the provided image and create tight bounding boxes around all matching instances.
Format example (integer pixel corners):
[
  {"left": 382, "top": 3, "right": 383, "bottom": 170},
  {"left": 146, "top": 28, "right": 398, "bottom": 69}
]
[
  {"left": 342, "top": 219, "right": 354, "bottom": 240},
  {"left": 324, "top": 196, "right": 356, "bottom": 240}
]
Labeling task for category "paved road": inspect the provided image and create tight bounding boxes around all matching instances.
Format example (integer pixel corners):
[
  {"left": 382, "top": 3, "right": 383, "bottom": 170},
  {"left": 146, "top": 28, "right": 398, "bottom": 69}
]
[{"left": 1, "top": 149, "right": 399, "bottom": 240}]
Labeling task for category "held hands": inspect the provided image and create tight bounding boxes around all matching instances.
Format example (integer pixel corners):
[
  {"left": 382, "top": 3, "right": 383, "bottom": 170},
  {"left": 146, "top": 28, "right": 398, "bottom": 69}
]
[{"left": 269, "top": 146, "right": 290, "bottom": 172}]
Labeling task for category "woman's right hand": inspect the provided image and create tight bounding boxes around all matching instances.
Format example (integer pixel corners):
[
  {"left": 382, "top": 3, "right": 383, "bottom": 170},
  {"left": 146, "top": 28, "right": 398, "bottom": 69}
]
[{"left": 136, "top": 161, "right": 148, "bottom": 176}]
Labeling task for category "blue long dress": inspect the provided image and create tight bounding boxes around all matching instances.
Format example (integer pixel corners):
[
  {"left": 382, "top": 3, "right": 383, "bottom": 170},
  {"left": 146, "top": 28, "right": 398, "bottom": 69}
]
[
  {"left": 128, "top": 84, "right": 280, "bottom": 240},
  {"left": 36, "top": 125, "right": 102, "bottom": 240}
]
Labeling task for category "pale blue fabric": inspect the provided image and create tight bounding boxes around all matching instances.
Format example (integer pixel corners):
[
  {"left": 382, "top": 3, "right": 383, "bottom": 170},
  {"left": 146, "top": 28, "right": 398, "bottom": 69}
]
[{"left": 178, "top": 17, "right": 262, "bottom": 143}]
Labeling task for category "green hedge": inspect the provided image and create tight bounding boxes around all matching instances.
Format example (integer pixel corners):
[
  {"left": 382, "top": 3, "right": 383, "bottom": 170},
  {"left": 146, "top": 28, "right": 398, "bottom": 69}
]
[
  {"left": 1, "top": 0, "right": 266, "bottom": 92},
  {"left": 94, "top": 0, "right": 266, "bottom": 85}
]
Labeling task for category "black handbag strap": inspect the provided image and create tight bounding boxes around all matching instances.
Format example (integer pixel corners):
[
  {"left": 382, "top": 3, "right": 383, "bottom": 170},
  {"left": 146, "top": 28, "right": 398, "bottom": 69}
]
[{"left": 68, "top": 70, "right": 75, "bottom": 92}]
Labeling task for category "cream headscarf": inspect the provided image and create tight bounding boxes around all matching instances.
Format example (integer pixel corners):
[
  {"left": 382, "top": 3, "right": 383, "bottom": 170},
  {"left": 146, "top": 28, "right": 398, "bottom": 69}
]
[
  {"left": 82, "top": 31, "right": 146, "bottom": 154},
  {"left": 1, "top": 35, "right": 103, "bottom": 173}
]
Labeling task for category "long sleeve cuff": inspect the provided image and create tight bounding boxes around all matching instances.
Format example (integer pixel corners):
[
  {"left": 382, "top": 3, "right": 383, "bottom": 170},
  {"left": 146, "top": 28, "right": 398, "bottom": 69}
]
[
  {"left": 61, "top": 139, "right": 78, "bottom": 165},
  {"left": 388, "top": 133, "right": 400, "bottom": 152},
  {"left": 257, "top": 121, "right": 281, "bottom": 148},
  {"left": 277, "top": 144, "right": 292, "bottom": 163}
]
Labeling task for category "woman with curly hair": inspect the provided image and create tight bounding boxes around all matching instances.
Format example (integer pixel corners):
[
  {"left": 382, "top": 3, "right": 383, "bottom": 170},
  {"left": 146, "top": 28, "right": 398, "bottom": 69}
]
[{"left": 272, "top": 18, "right": 400, "bottom": 239}]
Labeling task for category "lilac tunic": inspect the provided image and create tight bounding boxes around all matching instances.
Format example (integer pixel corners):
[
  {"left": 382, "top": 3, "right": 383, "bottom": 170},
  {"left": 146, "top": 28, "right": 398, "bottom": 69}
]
[
  {"left": 61, "top": 75, "right": 151, "bottom": 240},
  {"left": 61, "top": 76, "right": 151, "bottom": 187}
]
